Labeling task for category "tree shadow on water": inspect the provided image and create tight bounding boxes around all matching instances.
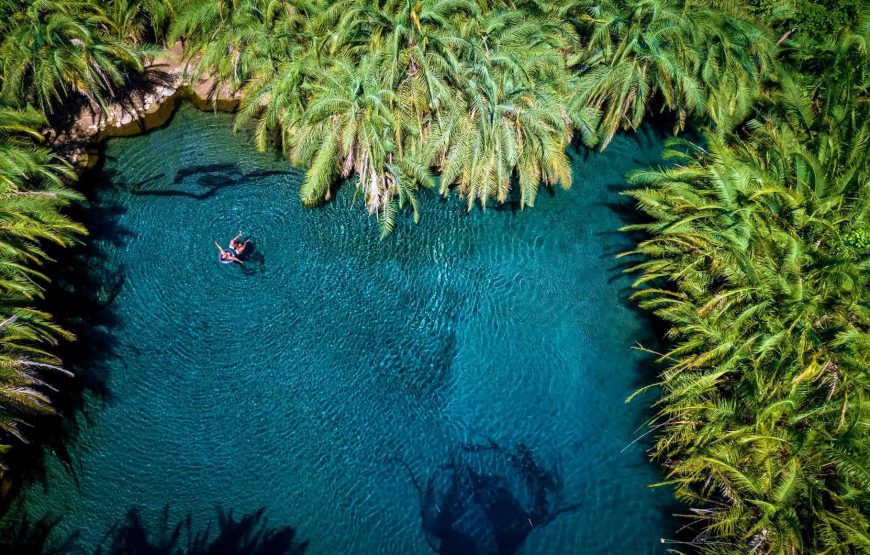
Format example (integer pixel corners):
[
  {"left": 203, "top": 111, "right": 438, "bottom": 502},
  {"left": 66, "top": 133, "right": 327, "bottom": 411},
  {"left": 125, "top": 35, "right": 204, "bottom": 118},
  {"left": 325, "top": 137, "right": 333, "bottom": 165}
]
[
  {"left": 232, "top": 240, "right": 267, "bottom": 276},
  {"left": 0, "top": 155, "right": 135, "bottom": 509},
  {"left": 1, "top": 506, "right": 308, "bottom": 555},
  {"left": 50, "top": 156, "right": 137, "bottom": 398},
  {"left": 595, "top": 181, "right": 671, "bottom": 382},
  {"left": 591, "top": 178, "right": 687, "bottom": 535},
  {"left": 399, "top": 439, "right": 580, "bottom": 555},
  {"left": 130, "top": 164, "right": 293, "bottom": 201},
  {"left": 131, "top": 163, "right": 242, "bottom": 200}
]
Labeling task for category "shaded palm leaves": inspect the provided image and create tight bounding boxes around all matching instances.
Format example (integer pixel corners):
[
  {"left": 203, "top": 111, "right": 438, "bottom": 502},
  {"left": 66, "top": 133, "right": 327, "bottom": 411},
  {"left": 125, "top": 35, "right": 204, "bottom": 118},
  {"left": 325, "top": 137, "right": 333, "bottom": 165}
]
[
  {"left": 0, "top": 107, "right": 84, "bottom": 473},
  {"left": 108, "top": 0, "right": 176, "bottom": 45},
  {"left": 572, "top": 0, "right": 703, "bottom": 148},
  {"left": 170, "top": 0, "right": 311, "bottom": 88},
  {"left": 570, "top": 0, "right": 776, "bottom": 148},
  {"left": 0, "top": 0, "right": 148, "bottom": 114}
]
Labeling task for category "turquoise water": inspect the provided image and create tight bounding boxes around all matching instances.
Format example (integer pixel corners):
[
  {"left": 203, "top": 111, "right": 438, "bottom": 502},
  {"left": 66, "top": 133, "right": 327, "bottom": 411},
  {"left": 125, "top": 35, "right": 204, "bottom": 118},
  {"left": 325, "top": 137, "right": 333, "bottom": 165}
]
[{"left": 16, "top": 104, "right": 676, "bottom": 554}]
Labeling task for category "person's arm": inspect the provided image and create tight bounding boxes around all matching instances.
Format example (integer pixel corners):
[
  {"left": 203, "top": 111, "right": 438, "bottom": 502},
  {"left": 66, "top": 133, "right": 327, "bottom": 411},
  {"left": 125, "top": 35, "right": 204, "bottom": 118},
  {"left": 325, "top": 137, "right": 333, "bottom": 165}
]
[
  {"left": 214, "top": 241, "right": 224, "bottom": 252},
  {"left": 230, "top": 255, "right": 245, "bottom": 264}
]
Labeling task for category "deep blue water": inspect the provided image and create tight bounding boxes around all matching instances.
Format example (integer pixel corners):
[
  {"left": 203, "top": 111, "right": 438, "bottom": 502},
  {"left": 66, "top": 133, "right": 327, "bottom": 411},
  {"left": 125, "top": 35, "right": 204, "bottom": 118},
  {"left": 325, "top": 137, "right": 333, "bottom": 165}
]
[{"left": 16, "top": 104, "right": 676, "bottom": 554}]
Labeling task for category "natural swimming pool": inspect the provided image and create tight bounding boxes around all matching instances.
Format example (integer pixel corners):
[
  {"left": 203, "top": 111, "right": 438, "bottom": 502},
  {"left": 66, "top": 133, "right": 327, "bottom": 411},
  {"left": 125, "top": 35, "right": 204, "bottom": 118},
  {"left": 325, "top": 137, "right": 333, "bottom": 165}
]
[{"left": 17, "top": 103, "right": 677, "bottom": 554}]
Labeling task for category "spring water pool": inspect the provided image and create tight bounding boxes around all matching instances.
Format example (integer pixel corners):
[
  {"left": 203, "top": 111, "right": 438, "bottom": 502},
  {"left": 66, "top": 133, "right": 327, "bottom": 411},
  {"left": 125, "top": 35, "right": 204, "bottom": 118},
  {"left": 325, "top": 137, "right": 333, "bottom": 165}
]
[{"left": 16, "top": 103, "right": 676, "bottom": 554}]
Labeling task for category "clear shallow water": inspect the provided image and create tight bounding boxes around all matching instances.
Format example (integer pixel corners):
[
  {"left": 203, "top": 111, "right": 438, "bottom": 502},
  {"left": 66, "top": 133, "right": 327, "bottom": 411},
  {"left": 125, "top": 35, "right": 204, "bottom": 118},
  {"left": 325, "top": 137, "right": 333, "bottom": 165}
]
[{"left": 16, "top": 104, "right": 676, "bottom": 554}]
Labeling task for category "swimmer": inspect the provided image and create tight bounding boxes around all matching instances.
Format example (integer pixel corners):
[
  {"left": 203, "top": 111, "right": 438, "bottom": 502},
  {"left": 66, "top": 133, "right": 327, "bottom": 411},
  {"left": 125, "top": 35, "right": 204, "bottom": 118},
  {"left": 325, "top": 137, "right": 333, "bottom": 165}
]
[
  {"left": 215, "top": 240, "right": 244, "bottom": 264},
  {"left": 229, "top": 231, "right": 251, "bottom": 256}
]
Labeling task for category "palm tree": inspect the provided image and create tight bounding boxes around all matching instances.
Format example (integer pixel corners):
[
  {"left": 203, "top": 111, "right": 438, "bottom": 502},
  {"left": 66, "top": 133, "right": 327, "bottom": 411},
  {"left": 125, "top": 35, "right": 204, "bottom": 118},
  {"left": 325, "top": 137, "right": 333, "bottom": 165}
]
[
  {"left": 108, "top": 0, "right": 176, "bottom": 45},
  {"left": 426, "top": 7, "right": 598, "bottom": 209},
  {"left": 622, "top": 126, "right": 870, "bottom": 552},
  {"left": 684, "top": 5, "right": 777, "bottom": 131},
  {"left": 621, "top": 10, "right": 870, "bottom": 540},
  {"left": 0, "top": 0, "right": 147, "bottom": 114},
  {"left": 288, "top": 55, "right": 434, "bottom": 236},
  {"left": 0, "top": 105, "right": 84, "bottom": 476},
  {"left": 570, "top": 0, "right": 704, "bottom": 148},
  {"left": 208, "top": 0, "right": 599, "bottom": 230},
  {"left": 171, "top": 0, "right": 317, "bottom": 88}
]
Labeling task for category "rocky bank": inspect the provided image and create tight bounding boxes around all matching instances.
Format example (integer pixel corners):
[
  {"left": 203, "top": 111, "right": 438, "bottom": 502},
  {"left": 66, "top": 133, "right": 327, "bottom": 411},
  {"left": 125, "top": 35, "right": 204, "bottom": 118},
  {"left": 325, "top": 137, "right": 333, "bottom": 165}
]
[{"left": 47, "top": 42, "right": 241, "bottom": 167}]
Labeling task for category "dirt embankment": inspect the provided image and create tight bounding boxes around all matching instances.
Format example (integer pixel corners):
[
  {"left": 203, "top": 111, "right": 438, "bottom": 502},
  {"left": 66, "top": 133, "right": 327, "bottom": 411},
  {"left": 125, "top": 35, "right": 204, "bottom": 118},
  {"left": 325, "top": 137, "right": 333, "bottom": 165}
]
[{"left": 48, "top": 42, "right": 242, "bottom": 167}]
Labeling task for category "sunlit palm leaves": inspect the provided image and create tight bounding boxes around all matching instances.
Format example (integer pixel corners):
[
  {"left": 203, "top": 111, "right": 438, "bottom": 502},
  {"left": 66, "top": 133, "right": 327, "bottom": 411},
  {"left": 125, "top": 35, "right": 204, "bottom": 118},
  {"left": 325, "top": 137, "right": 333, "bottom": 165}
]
[
  {"left": 0, "top": 106, "right": 84, "bottom": 472},
  {"left": 171, "top": 0, "right": 785, "bottom": 233},
  {"left": 0, "top": 0, "right": 147, "bottom": 113},
  {"left": 174, "top": 0, "right": 602, "bottom": 233},
  {"left": 0, "top": 2, "right": 864, "bottom": 551},
  {"left": 623, "top": 102, "right": 870, "bottom": 553}
]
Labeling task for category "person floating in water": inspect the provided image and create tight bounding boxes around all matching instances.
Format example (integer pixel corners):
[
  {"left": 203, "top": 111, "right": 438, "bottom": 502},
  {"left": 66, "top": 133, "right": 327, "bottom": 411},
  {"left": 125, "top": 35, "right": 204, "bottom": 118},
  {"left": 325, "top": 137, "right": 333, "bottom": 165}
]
[
  {"left": 229, "top": 231, "right": 250, "bottom": 256},
  {"left": 215, "top": 232, "right": 250, "bottom": 265}
]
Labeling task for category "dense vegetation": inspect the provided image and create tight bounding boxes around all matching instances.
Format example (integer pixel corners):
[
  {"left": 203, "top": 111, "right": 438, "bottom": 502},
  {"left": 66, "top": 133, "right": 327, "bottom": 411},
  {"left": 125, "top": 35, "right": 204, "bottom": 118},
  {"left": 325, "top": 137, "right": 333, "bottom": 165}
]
[
  {"left": 0, "top": 0, "right": 866, "bottom": 552},
  {"left": 172, "top": 0, "right": 777, "bottom": 233},
  {"left": 0, "top": 104, "right": 83, "bottom": 472},
  {"left": 621, "top": 14, "right": 870, "bottom": 551}
]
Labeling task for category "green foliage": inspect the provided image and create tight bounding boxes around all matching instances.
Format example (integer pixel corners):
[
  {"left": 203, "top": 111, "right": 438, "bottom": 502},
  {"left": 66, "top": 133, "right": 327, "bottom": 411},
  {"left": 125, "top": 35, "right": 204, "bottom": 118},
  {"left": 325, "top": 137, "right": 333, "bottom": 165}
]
[
  {"left": 0, "top": 1, "right": 865, "bottom": 552},
  {"left": 173, "top": 0, "right": 777, "bottom": 234},
  {"left": 844, "top": 228, "right": 870, "bottom": 252},
  {"left": 108, "top": 0, "right": 176, "bottom": 44},
  {"left": 623, "top": 9, "right": 870, "bottom": 552},
  {"left": 174, "top": 0, "right": 598, "bottom": 233},
  {"left": 744, "top": 0, "right": 862, "bottom": 39},
  {"left": 0, "top": 106, "right": 84, "bottom": 474},
  {"left": 0, "top": 0, "right": 150, "bottom": 113}
]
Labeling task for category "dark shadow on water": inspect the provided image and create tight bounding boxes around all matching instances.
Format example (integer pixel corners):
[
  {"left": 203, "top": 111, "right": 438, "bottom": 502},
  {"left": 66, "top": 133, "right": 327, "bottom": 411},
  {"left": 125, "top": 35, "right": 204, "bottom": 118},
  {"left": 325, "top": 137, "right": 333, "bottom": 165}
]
[
  {"left": 131, "top": 165, "right": 293, "bottom": 200},
  {"left": 134, "top": 163, "right": 241, "bottom": 200},
  {"left": 1, "top": 506, "right": 308, "bottom": 555},
  {"left": 0, "top": 149, "right": 133, "bottom": 510},
  {"left": 238, "top": 242, "right": 267, "bottom": 276},
  {"left": 625, "top": 108, "right": 679, "bottom": 152},
  {"left": 0, "top": 152, "right": 286, "bottom": 513},
  {"left": 595, "top": 180, "right": 671, "bottom": 392},
  {"left": 173, "top": 163, "right": 240, "bottom": 184},
  {"left": 400, "top": 439, "right": 580, "bottom": 555},
  {"left": 595, "top": 173, "right": 688, "bottom": 542},
  {"left": 47, "top": 156, "right": 133, "bottom": 400},
  {"left": 129, "top": 173, "right": 166, "bottom": 190}
]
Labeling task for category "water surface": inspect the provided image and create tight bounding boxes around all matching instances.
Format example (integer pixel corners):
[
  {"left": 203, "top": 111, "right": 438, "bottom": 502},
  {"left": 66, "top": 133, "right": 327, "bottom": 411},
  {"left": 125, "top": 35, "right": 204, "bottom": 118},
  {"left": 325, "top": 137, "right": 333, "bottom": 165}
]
[{"left": 18, "top": 104, "right": 675, "bottom": 554}]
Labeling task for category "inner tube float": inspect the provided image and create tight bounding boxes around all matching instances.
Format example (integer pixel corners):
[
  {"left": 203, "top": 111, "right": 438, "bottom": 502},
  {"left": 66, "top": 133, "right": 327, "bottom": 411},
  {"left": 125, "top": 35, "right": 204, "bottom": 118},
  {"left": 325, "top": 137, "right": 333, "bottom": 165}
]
[{"left": 219, "top": 246, "right": 238, "bottom": 265}]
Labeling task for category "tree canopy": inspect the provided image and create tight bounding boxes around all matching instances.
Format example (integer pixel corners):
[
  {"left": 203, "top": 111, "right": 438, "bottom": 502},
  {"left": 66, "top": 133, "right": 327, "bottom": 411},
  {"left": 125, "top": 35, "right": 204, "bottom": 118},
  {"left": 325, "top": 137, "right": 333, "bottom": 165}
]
[{"left": 0, "top": 0, "right": 866, "bottom": 552}]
